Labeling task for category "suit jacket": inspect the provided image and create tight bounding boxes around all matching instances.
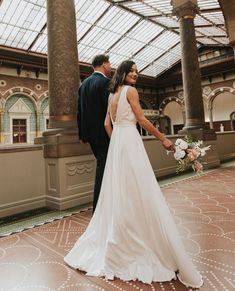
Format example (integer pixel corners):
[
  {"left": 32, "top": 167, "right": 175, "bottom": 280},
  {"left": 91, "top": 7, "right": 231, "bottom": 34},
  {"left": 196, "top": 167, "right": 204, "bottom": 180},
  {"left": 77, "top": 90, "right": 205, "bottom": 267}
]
[{"left": 77, "top": 72, "right": 110, "bottom": 145}]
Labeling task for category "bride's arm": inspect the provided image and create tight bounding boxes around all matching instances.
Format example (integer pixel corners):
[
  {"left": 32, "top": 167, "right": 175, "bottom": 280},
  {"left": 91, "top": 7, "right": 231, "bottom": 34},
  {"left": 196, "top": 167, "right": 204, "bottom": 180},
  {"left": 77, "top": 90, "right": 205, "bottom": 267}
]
[
  {"left": 104, "top": 111, "right": 112, "bottom": 138},
  {"left": 127, "top": 87, "right": 175, "bottom": 151},
  {"left": 104, "top": 95, "right": 112, "bottom": 138}
]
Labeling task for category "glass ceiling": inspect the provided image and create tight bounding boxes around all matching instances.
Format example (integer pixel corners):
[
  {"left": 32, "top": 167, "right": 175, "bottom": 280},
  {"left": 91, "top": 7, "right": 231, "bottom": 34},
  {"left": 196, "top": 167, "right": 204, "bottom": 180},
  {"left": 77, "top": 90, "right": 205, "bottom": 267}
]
[{"left": 0, "top": 0, "right": 228, "bottom": 77}]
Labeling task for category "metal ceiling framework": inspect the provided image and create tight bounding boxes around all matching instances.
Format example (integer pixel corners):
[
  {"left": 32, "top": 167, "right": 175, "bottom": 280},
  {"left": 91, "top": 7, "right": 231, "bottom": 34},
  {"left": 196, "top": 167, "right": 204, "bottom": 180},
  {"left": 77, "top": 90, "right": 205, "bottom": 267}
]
[{"left": 0, "top": 0, "right": 228, "bottom": 77}]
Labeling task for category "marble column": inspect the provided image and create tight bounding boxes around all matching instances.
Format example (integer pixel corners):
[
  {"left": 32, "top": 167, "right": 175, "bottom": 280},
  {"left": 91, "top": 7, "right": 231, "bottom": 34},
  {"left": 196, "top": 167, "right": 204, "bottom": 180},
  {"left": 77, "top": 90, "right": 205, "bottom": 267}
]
[
  {"left": 209, "top": 106, "right": 214, "bottom": 129},
  {"left": 43, "top": 0, "right": 90, "bottom": 158},
  {"left": 172, "top": 0, "right": 205, "bottom": 129},
  {"left": 35, "top": 110, "right": 41, "bottom": 137},
  {"left": 218, "top": 0, "right": 235, "bottom": 46},
  {"left": 40, "top": 0, "right": 94, "bottom": 211},
  {"left": 171, "top": 0, "right": 220, "bottom": 168},
  {"left": 47, "top": 0, "right": 78, "bottom": 129},
  {"left": 0, "top": 98, "right": 5, "bottom": 143},
  {"left": 0, "top": 109, "right": 3, "bottom": 143}
]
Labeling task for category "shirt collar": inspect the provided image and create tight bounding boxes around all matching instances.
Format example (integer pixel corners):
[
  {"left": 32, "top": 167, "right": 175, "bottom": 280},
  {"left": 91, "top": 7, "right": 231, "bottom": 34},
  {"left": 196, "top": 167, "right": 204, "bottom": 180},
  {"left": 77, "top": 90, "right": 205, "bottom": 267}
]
[{"left": 93, "top": 71, "right": 107, "bottom": 78}]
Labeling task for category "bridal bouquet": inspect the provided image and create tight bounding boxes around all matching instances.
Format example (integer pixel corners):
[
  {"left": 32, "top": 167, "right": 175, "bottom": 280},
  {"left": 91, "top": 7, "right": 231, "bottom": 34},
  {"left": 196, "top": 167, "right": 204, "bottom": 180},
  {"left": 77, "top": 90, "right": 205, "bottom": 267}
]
[{"left": 169, "top": 136, "right": 211, "bottom": 174}]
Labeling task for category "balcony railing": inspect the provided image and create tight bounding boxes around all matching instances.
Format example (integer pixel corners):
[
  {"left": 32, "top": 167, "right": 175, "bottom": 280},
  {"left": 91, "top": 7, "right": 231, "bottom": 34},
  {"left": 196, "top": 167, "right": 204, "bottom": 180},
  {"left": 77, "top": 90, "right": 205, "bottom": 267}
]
[{"left": 143, "top": 109, "right": 159, "bottom": 116}]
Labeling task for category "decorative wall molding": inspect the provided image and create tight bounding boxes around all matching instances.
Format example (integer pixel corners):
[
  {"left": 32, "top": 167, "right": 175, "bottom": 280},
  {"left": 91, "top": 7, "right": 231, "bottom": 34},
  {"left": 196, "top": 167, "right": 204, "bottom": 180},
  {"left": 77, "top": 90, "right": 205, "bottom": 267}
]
[
  {"left": 67, "top": 162, "right": 94, "bottom": 176},
  {"left": 4, "top": 87, "right": 38, "bottom": 107},
  {"left": 35, "top": 84, "right": 42, "bottom": 91},
  {"left": 203, "top": 86, "right": 212, "bottom": 95},
  {"left": 0, "top": 80, "right": 7, "bottom": 87},
  {"left": 0, "top": 97, "right": 6, "bottom": 109},
  {"left": 39, "top": 90, "right": 49, "bottom": 101},
  {"left": 9, "top": 98, "right": 32, "bottom": 114},
  {"left": 178, "top": 91, "right": 184, "bottom": 99}
]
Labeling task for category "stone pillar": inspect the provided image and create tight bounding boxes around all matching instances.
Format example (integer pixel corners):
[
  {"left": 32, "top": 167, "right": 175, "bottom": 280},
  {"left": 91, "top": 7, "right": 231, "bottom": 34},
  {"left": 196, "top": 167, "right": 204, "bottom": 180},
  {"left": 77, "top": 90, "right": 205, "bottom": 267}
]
[
  {"left": 209, "top": 106, "right": 214, "bottom": 129},
  {"left": 172, "top": 0, "right": 205, "bottom": 129},
  {"left": 218, "top": 0, "right": 235, "bottom": 47},
  {"left": 0, "top": 98, "right": 5, "bottom": 143},
  {"left": 47, "top": 0, "right": 78, "bottom": 129},
  {"left": 35, "top": 110, "right": 41, "bottom": 138},
  {"left": 171, "top": 0, "right": 220, "bottom": 168},
  {"left": 40, "top": 0, "right": 94, "bottom": 210},
  {"left": 0, "top": 109, "right": 4, "bottom": 143},
  {"left": 182, "top": 106, "right": 186, "bottom": 125}
]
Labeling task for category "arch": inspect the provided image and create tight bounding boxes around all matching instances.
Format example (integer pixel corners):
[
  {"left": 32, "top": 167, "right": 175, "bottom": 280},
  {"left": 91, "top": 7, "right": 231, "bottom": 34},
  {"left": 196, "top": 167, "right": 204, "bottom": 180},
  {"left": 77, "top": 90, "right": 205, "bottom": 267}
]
[
  {"left": 208, "top": 86, "right": 235, "bottom": 105},
  {"left": 163, "top": 101, "right": 184, "bottom": 134},
  {"left": 204, "top": 87, "right": 235, "bottom": 129},
  {"left": 40, "top": 97, "right": 49, "bottom": 112},
  {"left": 159, "top": 96, "right": 184, "bottom": 113},
  {"left": 4, "top": 87, "right": 38, "bottom": 109},
  {"left": 210, "top": 89, "right": 235, "bottom": 130},
  {"left": 39, "top": 90, "right": 49, "bottom": 102},
  {"left": 230, "top": 111, "right": 235, "bottom": 119}
]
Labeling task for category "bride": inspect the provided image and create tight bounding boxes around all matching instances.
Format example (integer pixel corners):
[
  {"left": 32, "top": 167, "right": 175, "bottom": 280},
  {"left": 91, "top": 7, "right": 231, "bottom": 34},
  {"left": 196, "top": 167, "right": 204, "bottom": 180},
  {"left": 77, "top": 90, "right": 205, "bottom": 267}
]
[{"left": 64, "top": 60, "right": 203, "bottom": 288}]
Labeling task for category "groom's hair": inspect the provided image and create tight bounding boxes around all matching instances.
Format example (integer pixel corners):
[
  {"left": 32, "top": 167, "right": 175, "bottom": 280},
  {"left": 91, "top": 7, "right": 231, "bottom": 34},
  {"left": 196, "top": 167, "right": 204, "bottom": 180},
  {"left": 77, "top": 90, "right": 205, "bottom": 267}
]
[{"left": 92, "top": 54, "right": 109, "bottom": 68}]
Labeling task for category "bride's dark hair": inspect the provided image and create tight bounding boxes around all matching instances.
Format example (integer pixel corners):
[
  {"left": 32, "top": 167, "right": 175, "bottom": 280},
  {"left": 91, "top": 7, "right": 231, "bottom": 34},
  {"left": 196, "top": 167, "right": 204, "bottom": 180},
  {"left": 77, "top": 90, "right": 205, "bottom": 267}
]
[{"left": 109, "top": 60, "right": 136, "bottom": 93}]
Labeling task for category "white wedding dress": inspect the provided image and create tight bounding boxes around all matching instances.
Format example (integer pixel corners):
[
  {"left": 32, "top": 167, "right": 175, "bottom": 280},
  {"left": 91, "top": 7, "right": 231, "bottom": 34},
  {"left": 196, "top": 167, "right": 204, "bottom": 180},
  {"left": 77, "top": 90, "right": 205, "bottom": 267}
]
[{"left": 64, "top": 85, "right": 203, "bottom": 288}]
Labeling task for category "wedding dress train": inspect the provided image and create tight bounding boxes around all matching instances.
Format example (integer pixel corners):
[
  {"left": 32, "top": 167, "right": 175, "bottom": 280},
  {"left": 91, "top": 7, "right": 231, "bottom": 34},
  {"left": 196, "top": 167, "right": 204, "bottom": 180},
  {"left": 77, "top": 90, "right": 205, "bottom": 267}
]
[{"left": 64, "top": 85, "right": 203, "bottom": 288}]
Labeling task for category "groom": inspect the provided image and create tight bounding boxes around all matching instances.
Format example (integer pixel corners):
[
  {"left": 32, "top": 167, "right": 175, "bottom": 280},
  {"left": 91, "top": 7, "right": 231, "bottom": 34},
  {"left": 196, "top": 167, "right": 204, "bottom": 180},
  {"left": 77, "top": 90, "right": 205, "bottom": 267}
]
[{"left": 77, "top": 54, "right": 111, "bottom": 213}]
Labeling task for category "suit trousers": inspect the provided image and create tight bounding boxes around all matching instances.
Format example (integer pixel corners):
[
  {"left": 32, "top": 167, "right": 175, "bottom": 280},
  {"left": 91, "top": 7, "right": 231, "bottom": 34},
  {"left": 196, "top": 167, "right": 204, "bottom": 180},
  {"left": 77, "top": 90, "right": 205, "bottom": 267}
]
[{"left": 89, "top": 143, "right": 109, "bottom": 213}]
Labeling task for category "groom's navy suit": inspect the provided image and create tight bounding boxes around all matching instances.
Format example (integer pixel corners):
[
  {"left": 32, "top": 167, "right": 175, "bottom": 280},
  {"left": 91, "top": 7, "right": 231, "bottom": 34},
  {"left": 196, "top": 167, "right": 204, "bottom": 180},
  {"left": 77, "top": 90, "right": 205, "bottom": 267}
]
[{"left": 78, "top": 72, "right": 110, "bottom": 212}]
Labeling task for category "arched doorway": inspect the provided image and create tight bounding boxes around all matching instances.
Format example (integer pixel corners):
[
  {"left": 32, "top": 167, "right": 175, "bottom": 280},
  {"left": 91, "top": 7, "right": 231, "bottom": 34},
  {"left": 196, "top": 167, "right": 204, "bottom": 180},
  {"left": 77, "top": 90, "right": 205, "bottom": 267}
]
[
  {"left": 163, "top": 101, "right": 184, "bottom": 134},
  {"left": 3, "top": 95, "right": 36, "bottom": 144},
  {"left": 231, "top": 111, "right": 235, "bottom": 130},
  {"left": 211, "top": 91, "right": 235, "bottom": 131}
]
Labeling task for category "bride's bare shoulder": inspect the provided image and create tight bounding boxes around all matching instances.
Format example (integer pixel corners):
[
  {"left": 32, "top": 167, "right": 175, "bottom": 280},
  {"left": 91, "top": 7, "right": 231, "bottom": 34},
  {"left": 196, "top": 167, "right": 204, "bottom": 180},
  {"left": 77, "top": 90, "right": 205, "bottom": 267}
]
[{"left": 127, "top": 86, "right": 139, "bottom": 100}]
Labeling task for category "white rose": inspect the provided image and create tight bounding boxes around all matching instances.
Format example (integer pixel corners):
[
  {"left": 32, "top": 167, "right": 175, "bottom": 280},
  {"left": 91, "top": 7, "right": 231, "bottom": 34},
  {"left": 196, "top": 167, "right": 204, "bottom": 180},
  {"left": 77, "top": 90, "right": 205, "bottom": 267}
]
[
  {"left": 174, "top": 148, "right": 186, "bottom": 160},
  {"left": 175, "top": 138, "right": 188, "bottom": 150}
]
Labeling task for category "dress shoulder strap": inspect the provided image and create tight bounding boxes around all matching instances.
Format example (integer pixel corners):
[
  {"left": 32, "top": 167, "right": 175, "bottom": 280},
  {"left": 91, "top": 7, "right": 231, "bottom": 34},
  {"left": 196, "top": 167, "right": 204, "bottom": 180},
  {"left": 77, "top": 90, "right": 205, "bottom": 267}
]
[{"left": 120, "top": 85, "right": 130, "bottom": 102}]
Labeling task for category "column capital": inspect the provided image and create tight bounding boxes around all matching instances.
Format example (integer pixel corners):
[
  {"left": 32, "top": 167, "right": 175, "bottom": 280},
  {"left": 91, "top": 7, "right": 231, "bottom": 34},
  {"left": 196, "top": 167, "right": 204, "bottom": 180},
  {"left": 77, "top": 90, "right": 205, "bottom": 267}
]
[{"left": 171, "top": 0, "right": 199, "bottom": 19}]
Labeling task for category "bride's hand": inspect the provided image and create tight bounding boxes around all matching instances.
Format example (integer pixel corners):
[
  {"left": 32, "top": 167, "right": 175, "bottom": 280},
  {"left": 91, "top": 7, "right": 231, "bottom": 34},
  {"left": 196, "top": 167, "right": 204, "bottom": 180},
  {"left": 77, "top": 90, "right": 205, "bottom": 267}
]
[{"left": 161, "top": 138, "right": 175, "bottom": 152}]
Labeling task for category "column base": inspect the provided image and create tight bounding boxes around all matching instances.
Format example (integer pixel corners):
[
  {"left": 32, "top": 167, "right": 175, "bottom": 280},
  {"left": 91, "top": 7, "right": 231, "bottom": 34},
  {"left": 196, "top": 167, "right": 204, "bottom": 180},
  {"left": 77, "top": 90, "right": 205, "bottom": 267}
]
[
  {"left": 178, "top": 128, "right": 220, "bottom": 169},
  {"left": 35, "top": 128, "right": 95, "bottom": 210},
  {"left": 44, "top": 154, "right": 95, "bottom": 210},
  {"left": 39, "top": 127, "right": 92, "bottom": 158}
]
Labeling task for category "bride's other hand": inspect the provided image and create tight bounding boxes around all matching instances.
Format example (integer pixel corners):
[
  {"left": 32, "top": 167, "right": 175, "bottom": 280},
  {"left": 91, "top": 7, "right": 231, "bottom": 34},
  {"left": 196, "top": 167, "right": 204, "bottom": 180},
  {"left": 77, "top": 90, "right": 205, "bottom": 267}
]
[{"left": 161, "top": 138, "right": 175, "bottom": 152}]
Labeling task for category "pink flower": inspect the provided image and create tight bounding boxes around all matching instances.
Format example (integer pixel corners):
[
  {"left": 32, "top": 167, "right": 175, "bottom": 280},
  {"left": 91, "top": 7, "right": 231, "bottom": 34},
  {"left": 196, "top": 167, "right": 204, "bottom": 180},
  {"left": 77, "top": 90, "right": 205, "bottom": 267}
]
[
  {"left": 192, "top": 160, "right": 203, "bottom": 173},
  {"left": 186, "top": 149, "right": 199, "bottom": 161}
]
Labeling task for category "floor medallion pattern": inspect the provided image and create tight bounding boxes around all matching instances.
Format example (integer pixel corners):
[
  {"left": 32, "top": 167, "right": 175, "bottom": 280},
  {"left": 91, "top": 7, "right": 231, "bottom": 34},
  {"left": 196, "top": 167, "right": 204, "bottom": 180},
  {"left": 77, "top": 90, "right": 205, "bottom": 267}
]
[{"left": 0, "top": 165, "right": 235, "bottom": 290}]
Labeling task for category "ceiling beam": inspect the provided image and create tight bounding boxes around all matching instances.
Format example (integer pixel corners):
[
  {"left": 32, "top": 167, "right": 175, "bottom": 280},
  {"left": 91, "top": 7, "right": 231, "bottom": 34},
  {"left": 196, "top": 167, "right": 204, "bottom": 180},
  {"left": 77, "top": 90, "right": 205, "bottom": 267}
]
[
  {"left": 106, "top": 0, "right": 177, "bottom": 32},
  {"left": 77, "top": 4, "right": 113, "bottom": 43},
  {"left": 129, "top": 29, "right": 166, "bottom": 58},
  {"left": 105, "top": 18, "right": 143, "bottom": 53},
  {"left": 170, "top": 24, "right": 224, "bottom": 29},
  {"left": 139, "top": 41, "right": 180, "bottom": 74},
  {"left": 27, "top": 23, "right": 47, "bottom": 52}
]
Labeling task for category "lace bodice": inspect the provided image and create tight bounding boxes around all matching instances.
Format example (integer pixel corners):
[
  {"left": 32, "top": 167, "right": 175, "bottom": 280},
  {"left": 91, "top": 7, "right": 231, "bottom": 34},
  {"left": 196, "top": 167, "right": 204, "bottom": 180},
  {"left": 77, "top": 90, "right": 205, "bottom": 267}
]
[{"left": 109, "top": 85, "right": 137, "bottom": 126}]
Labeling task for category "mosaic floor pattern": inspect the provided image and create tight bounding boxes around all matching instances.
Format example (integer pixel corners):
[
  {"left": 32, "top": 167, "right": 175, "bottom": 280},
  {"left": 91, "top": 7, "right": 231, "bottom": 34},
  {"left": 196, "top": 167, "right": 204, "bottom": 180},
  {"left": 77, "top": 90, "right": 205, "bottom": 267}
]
[{"left": 0, "top": 164, "right": 235, "bottom": 291}]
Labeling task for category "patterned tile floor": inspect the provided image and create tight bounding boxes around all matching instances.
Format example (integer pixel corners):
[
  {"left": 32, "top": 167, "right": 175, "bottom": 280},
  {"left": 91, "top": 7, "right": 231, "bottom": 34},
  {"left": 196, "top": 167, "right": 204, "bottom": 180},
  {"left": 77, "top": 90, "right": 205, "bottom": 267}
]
[{"left": 0, "top": 161, "right": 235, "bottom": 291}]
